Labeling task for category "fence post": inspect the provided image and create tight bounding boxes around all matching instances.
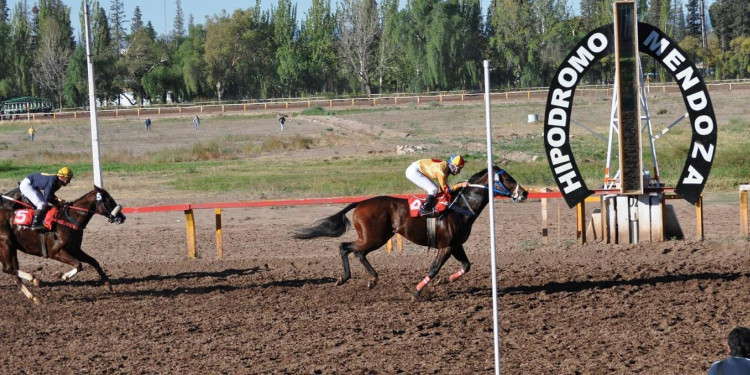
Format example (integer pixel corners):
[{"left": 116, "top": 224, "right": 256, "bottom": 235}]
[
  {"left": 185, "top": 208, "right": 196, "bottom": 258},
  {"left": 541, "top": 188, "right": 549, "bottom": 245},
  {"left": 696, "top": 195, "right": 704, "bottom": 240},
  {"left": 740, "top": 184, "right": 749, "bottom": 238},
  {"left": 216, "top": 208, "right": 223, "bottom": 259},
  {"left": 576, "top": 200, "right": 586, "bottom": 244}
]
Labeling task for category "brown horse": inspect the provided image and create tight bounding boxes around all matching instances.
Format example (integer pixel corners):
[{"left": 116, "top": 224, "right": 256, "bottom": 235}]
[
  {"left": 0, "top": 186, "right": 126, "bottom": 303},
  {"left": 294, "top": 165, "right": 527, "bottom": 297},
  {"left": 1, "top": 187, "right": 34, "bottom": 209}
]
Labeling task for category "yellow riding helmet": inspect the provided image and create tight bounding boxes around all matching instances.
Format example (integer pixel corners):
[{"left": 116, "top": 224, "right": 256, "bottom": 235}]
[
  {"left": 57, "top": 166, "right": 74, "bottom": 178},
  {"left": 449, "top": 155, "right": 465, "bottom": 168}
]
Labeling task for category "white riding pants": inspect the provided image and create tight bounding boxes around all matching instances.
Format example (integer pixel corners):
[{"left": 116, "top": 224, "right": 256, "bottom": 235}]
[
  {"left": 405, "top": 162, "right": 439, "bottom": 196},
  {"left": 19, "top": 178, "right": 46, "bottom": 210}
]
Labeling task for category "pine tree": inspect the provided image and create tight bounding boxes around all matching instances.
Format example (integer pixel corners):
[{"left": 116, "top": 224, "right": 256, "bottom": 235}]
[
  {"left": 109, "top": 0, "right": 126, "bottom": 52},
  {"left": 173, "top": 0, "right": 185, "bottom": 39}
]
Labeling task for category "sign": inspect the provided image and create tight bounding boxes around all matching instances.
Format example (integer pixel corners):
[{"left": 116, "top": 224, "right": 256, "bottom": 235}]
[{"left": 544, "top": 22, "right": 717, "bottom": 207}]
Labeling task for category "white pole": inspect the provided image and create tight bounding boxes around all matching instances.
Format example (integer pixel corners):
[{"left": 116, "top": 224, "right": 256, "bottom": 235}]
[
  {"left": 483, "top": 60, "right": 501, "bottom": 375},
  {"left": 84, "top": 2, "right": 103, "bottom": 188}
]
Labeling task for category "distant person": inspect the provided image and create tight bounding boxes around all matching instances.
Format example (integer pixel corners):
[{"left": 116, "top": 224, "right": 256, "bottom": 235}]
[
  {"left": 145, "top": 117, "right": 151, "bottom": 131},
  {"left": 708, "top": 326, "right": 750, "bottom": 375},
  {"left": 279, "top": 116, "right": 285, "bottom": 132},
  {"left": 28, "top": 125, "right": 35, "bottom": 142},
  {"left": 193, "top": 115, "right": 200, "bottom": 130},
  {"left": 19, "top": 166, "right": 74, "bottom": 230}
]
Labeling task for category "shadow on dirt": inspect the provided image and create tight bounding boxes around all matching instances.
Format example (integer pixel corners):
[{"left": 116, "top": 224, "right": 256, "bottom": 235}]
[{"left": 458, "top": 271, "right": 750, "bottom": 298}]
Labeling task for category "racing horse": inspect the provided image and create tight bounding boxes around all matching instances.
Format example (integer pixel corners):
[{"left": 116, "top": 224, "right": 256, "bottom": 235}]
[
  {"left": 294, "top": 165, "right": 527, "bottom": 297},
  {"left": 0, "top": 186, "right": 126, "bottom": 303}
]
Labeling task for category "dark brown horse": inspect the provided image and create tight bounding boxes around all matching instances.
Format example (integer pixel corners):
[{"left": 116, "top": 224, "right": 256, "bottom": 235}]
[
  {"left": 294, "top": 165, "right": 527, "bottom": 297},
  {"left": 1, "top": 187, "right": 34, "bottom": 209},
  {"left": 0, "top": 186, "right": 126, "bottom": 303}
]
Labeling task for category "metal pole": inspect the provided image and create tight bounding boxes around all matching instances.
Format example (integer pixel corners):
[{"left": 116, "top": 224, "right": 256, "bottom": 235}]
[
  {"left": 483, "top": 60, "right": 501, "bottom": 375},
  {"left": 84, "top": 2, "right": 103, "bottom": 187}
]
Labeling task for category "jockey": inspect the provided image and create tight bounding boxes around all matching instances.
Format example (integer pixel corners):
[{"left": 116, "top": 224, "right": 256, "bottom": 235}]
[
  {"left": 405, "top": 155, "right": 468, "bottom": 216},
  {"left": 19, "top": 166, "right": 74, "bottom": 230}
]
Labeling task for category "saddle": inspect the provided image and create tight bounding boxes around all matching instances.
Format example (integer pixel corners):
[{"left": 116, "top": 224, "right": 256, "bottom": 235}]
[{"left": 408, "top": 193, "right": 450, "bottom": 218}]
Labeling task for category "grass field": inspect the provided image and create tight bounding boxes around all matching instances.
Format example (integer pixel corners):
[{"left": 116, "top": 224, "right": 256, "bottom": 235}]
[{"left": 0, "top": 87, "right": 748, "bottom": 204}]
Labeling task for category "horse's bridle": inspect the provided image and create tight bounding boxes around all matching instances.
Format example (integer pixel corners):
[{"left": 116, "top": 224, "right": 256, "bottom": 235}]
[
  {"left": 62, "top": 193, "right": 124, "bottom": 229},
  {"left": 466, "top": 169, "right": 522, "bottom": 200}
]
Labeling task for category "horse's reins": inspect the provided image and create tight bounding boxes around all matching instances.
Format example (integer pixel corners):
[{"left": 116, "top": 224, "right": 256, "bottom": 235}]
[
  {"left": 1, "top": 195, "right": 34, "bottom": 209},
  {"left": 447, "top": 170, "right": 517, "bottom": 218},
  {"left": 55, "top": 199, "right": 123, "bottom": 231}
]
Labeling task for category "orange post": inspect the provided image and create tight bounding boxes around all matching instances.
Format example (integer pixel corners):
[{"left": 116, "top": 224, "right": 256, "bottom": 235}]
[
  {"left": 185, "top": 209, "right": 196, "bottom": 258},
  {"left": 215, "top": 208, "right": 223, "bottom": 259}
]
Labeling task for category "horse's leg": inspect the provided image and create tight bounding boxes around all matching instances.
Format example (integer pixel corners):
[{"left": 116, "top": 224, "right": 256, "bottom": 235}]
[
  {"left": 448, "top": 245, "right": 470, "bottom": 283},
  {"left": 66, "top": 248, "right": 113, "bottom": 292},
  {"left": 352, "top": 251, "right": 379, "bottom": 289},
  {"left": 49, "top": 249, "right": 83, "bottom": 280},
  {"left": 337, "top": 242, "right": 353, "bottom": 285},
  {"left": 1, "top": 248, "right": 40, "bottom": 304},
  {"left": 415, "top": 246, "right": 453, "bottom": 298},
  {"left": 17, "top": 269, "right": 42, "bottom": 287}
]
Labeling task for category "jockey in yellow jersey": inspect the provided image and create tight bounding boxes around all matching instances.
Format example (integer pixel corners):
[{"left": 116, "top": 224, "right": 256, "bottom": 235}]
[{"left": 405, "top": 155, "right": 468, "bottom": 216}]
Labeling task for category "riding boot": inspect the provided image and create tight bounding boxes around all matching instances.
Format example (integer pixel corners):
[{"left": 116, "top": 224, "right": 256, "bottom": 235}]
[
  {"left": 30, "top": 208, "right": 47, "bottom": 231},
  {"left": 420, "top": 195, "right": 436, "bottom": 217}
]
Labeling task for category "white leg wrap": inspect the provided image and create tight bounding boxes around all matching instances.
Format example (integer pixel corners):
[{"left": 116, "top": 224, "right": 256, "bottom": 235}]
[
  {"left": 17, "top": 270, "right": 34, "bottom": 282},
  {"left": 62, "top": 268, "right": 78, "bottom": 280}
]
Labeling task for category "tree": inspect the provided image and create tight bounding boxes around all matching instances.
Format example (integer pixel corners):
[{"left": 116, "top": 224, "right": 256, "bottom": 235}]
[
  {"left": 273, "top": 0, "right": 300, "bottom": 96},
  {"left": 32, "top": 0, "right": 75, "bottom": 108},
  {"left": 173, "top": 0, "right": 185, "bottom": 39},
  {"left": 685, "top": 0, "right": 702, "bottom": 38},
  {"left": 0, "top": 0, "right": 11, "bottom": 98},
  {"left": 300, "top": 0, "right": 338, "bottom": 93},
  {"left": 337, "top": 0, "right": 380, "bottom": 95},
  {"left": 175, "top": 23, "right": 207, "bottom": 100},
  {"left": 121, "top": 25, "right": 160, "bottom": 104},
  {"left": 131, "top": 6, "right": 143, "bottom": 34},
  {"left": 203, "top": 10, "right": 251, "bottom": 100},
  {"left": 710, "top": 0, "right": 750, "bottom": 52},
  {"left": 109, "top": 0, "right": 126, "bottom": 52}
]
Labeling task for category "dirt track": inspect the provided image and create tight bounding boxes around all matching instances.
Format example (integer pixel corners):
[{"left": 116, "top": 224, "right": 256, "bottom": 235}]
[
  {"left": 2, "top": 90, "right": 750, "bottom": 373},
  {"left": 1, "top": 196, "right": 748, "bottom": 374}
]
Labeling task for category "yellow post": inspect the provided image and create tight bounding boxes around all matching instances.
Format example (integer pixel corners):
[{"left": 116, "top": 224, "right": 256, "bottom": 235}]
[
  {"left": 308, "top": 100, "right": 311, "bottom": 108},
  {"left": 216, "top": 208, "right": 223, "bottom": 259},
  {"left": 185, "top": 209, "right": 196, "bottom": 258},
  {"left": 158, "top": 107, "right": 161, "bottom": 115},
  {"left": 696, "top": 195, "right": 704, "bottom": 240},
  {"left": 285, "top": 102, "right": 289, "bottom": 109},
  {"left": 329, "top": 100, "right": 333, "bottom": 108},
  {"left": 396, "top": 233, "right": 403, "bottom": 252},
  {"left": 576, "top": 201, "right": 586, "bottom": 244},
  {"left": 386, "top": 238, "right": 393, "bottom": 253},
  {"left": 740, "top": 185, "right": 749, "bottom": 238},
  {"left": 264, "top": 103, "right": 268, "bottom": 110},
  {"left": 221, "top": 104, "right": 225, "bottom": 112},
  {"left": 178, "top": 107, "right": 182, "bottom": 114}
]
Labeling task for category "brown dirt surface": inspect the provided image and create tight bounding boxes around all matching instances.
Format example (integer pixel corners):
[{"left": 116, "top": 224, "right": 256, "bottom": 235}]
[{"left": 1, "top": 90, "right": 749, "bottom": 374}]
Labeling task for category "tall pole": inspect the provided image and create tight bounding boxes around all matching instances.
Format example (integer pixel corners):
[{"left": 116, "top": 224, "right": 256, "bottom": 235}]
[
  {"left": 84, "top": 2, "right": 103, "bottom": 187},
  {"left": 484, "top": 60, "right": 501, "bottom": 375},
  {"left": 699, "top": 0, "right": 707, "bottom": 48}
]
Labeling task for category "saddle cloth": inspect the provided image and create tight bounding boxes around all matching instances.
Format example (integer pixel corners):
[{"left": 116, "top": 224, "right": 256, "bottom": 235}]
[{"left": 408, "top": 193, "right": 450, "bottom": 218}]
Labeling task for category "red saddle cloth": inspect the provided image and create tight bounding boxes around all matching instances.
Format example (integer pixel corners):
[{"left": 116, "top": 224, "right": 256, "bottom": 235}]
[
  {"left": 12, "top": 209, "right": 33, "bottom": 226},
  {"left": 408, "top": 193, "right": 451, "bottom": 218},
  {"left": 11, "top": 207, "right": 58, "bottom": 228}
]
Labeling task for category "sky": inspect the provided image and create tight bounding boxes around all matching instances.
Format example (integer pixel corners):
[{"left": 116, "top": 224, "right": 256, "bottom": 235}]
[{"left": 7, "top": 0, "right": 499, "bottom": 38}]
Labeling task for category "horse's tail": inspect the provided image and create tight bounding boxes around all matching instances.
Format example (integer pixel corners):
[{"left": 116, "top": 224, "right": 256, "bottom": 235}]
[{"left": 294, "top": 202, "right": 358, "bottom": 239}]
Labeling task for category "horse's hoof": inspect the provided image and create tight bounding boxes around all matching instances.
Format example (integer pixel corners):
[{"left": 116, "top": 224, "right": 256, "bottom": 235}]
[
  {"left": 336, "top": 278, "right": 346, "bottom": 286},
  {"left": 32, "top": 278, "right": 41, "bottom": 288},
  {"left": 104, "top": 281, "right": 113, "bottom": 293},
  {"left": 53, "top": 272, "right": 63, "bottom": 280},
  {"left": 31, "top": 296, "right": 41, "bottom": 305},
  {"left": 367, "top": 279, "right": 378, "bottom": 289}
]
